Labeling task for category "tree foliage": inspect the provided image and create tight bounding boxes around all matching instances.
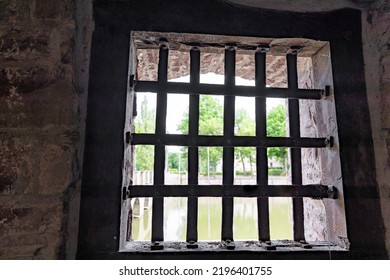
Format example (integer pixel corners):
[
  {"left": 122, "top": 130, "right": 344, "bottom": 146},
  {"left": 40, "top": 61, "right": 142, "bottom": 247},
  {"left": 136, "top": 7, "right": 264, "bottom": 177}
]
[
  {"left": 266, "top": 104, "right": 288, "bottom": 165},
  {"left": 235, "top": 109, "right": 256, "bottom": 174},
  {"left": 134, "top": 95, "right": 155, "bottom": 171},
  {"left": 167, "top": 151, "right": 188, "bottom": 172},
  {"left": 135, "top": 94, "right": 288, "bottom": 175},
  {"left": 177, "top": 95, "right": 223, "bottom": 175}
]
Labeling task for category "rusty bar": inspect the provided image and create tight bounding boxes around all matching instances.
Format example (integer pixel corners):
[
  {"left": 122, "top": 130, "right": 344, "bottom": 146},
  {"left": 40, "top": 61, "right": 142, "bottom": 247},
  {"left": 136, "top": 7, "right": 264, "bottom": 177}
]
[
  {"left": 287, "top": 52, "right": 305, "bottom": 242},
  {"left": 129, "top": 184, "right": 337, "bottom": 199},
  {"left": 221, "top": 45, "right": 235, "bottom": 242},
  {"left": 186, "top": 47, "right": 200, "bottom": 245},
  {"left": 132, "top": 133, "right": 330, "bottom": 148},
  {"left": 255, "top": 49, "right": 270, "bottom": 241},
  {"left": 151, "top": 43, "right": 169, "bottom": 245},
  {"left": 136, "top": 81, "right": 325, "bottom": 100}
]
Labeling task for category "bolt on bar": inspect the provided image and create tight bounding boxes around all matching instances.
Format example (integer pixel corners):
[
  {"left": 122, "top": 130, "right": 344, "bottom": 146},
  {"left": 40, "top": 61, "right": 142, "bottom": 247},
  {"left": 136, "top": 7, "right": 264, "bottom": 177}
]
[{"left": 287, "top": 48, "right": 305, "bottom": 242}]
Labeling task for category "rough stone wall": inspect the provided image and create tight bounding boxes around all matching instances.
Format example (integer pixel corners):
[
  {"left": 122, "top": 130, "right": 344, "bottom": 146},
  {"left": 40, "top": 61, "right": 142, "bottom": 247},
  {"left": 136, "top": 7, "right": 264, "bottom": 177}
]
[
  {"left": 362, "top": 1, "right": 390, "bottom": 255},
  {"left": 297, "top": 57, "right": 329, "bottom": 242},
  {"left": 0, "top": 0, "right": 93, "bottom": 259},
  {"left": 298, "top": 49, "right": 348, "bottom": 244}
]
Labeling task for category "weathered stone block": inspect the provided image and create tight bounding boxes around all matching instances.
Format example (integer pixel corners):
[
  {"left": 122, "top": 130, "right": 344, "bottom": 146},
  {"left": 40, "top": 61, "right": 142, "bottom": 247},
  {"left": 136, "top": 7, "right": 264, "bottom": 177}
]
[
  {"left": 0, "top": 195, "right": 64, "bottom": 259},
  {"left": 35, "top": 0, "right": 63, "bottom": 19},
  {"left": 38, "top": 144, "right": 74, "bottom": 194},
  {"left": 0, "top": 66, "right": 53, "bottom": 95},
  {"left": 304, "top": 198, "right": 327, "bottom": 241},
  {"left": 0, "top": 81, "right": 75, "bottom": 128},
  {"left": 0, "top": 0, "right": 31, "bottom": 20},
  {"left": 0, "top": 28, "right": 51, "bottom": 61},
  {"left": 0, "top": 195, "right": 63, "bottom": 236},
  {"left": 0, "top": 128, "right": 77, "bottom": 195}
]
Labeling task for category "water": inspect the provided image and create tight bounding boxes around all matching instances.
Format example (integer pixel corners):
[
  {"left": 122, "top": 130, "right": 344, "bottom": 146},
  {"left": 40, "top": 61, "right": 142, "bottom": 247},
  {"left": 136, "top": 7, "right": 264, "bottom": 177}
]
[{"left": 131, "top": 196, "right": 293, "bottom": 241}]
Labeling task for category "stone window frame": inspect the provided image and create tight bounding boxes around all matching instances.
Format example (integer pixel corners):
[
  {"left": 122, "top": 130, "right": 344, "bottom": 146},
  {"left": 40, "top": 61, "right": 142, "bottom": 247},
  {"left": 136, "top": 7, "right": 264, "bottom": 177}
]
[
  {"left": 77, "top": 1, "right": 387, "bottom": 259},
  {"left": 121, "top": 31, "right": 342, "bottom": 253}
]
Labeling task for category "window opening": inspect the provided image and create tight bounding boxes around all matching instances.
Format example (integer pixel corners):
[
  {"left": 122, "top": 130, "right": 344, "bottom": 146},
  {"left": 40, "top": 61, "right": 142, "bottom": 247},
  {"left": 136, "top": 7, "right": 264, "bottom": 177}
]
[
  {"left": 166, "top": 93, "right": 189, "bottom": 134},
  {"left": 198, "top": 95, "right": 224, "bottom": 136},
  {"left": 124, "top": 32, "right": 343, "bottom": 252}
]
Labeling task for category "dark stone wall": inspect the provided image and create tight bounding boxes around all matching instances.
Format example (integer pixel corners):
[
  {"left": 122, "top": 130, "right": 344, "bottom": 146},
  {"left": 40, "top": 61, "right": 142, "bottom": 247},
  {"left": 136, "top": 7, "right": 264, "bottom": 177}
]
[{"left": 0, "top": 0, "right": 93, "bottom": 259}]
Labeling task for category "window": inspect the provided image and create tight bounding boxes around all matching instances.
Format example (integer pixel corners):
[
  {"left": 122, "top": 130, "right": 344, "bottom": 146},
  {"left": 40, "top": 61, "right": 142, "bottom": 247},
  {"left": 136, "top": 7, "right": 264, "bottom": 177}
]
[
  {"left": 78, "top": 4, "right": 386, "bottom": 259},
  {"left": 120, "top": 32, "right": 345, "bottom": 252}
]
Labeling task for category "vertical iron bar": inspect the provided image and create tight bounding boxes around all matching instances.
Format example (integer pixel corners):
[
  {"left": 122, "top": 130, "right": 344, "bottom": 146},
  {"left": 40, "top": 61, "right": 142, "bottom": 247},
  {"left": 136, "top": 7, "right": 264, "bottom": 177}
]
[
  {"left": 255, "top": 48, "right": 270, "bottom": 241},
  {"left": 151, "top": 42, "right": 168, "bottom": 243},
  {"left": 187, "top": 47, "right": 200, "bottom": 245},
  {"left": 222, "top": 45, "right": 235, "bottom": 242},
  {"left": 287, "top": 51, "right": 305, "bottom": 241}
]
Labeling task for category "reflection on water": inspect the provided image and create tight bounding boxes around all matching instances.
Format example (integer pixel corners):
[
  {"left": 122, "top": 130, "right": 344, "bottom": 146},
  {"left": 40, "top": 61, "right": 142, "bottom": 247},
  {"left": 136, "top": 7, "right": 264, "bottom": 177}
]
[
  {"left": 198, "top": 198, "right": 221, "bottom": 241},
  {"left": 233, "top": 198, "right": 258, "bottom": 240},
  {"left": 269, "top": 198, "right": 293, "bottom": 239},
  {"left": 132, "top": 197, "right": 293, "bottom": 241},
  {"left": 164, "top": 197, "right": 187, "bottom": 241}
]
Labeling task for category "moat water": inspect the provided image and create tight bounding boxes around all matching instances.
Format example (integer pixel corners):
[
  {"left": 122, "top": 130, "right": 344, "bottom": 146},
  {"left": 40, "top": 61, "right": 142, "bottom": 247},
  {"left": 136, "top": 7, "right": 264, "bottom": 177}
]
[{"left": 132, "top": 196, "right": 293, "bottom": 241}]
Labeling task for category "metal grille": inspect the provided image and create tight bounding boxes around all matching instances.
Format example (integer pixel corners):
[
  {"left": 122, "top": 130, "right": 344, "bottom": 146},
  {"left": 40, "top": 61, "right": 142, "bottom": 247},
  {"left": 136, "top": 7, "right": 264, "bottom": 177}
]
[{"left": 128, "top": 39, "right": 336, "bottom": 251}]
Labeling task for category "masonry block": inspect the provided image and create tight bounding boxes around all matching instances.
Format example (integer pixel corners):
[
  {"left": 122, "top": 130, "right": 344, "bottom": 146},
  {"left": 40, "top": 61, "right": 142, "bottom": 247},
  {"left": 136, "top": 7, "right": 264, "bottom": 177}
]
[
  {"left": 0, "top": 195, "right": 64, "bottom": 259},
  {"left": 0, "top": 128, "right": 76, "bottom": 195}
]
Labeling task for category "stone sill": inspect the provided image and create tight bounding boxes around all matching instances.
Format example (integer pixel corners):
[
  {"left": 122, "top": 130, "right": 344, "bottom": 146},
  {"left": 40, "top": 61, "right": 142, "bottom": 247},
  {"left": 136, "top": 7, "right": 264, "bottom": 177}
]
[{"left": 120, "top": 240, "right": 347, "bottom": 253}]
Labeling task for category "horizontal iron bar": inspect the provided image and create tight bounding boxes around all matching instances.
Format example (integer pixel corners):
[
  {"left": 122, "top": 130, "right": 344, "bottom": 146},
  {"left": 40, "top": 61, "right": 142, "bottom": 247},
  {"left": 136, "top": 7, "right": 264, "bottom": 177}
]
[
  {"left": 128, "top": 184, "right": 337, "bottom": 199},
  {"left": 132, "top": 133, "right": 331, "bottom": 148},
  {"left": 136, "top": 81, "right": 324, "bottom": 100}
]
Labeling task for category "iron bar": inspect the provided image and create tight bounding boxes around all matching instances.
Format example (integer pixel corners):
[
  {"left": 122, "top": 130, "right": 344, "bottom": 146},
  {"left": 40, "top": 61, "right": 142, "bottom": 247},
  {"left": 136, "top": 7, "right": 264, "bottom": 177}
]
[
  {"left": 151, "top": 43, "right": 168, "bottom": 246},
  {"left": 128, "top": 184, "right": 337, "bottom": 199},
  {"left": 186, "top": 47, "right": 200, "bottom": 246},
  {"left": 287, "top": 51, "right": 305, "bottom": 241},
  {"left": 255, "top": 49, "right": 270, "bottom": 241},
  {"left": 222, "top": 46, "right": 235, "bottom": 243},
  {"left": 136, "top": 81, "right": 325, "bottom": 100},
  {"left": 132, "top": 134, "right": 330, "bottom": 148}
]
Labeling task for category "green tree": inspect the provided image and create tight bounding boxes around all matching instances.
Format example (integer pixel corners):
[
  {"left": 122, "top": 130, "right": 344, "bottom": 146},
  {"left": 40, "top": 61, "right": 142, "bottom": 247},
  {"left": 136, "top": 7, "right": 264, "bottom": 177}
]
[
  {"left": 177, "top": 95, "right": 223, "bottom": 175},
  {"left": 134, "top": 95, "right": 155, "bottom": 171},
  {"left": 136, "top": 94, "right": 155, "bottom": 134},
  {"left": 168, "top": 153, "right": 179, "bottom": 170},
  {"left": 167, "top": 151, "right": 188, "bottom": 173},
  {"left": 266, "top": 104, "right": 288, "bottom": 169},
  {"left": 235, "top": 109, "right": 256, "bottom": 175}
]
